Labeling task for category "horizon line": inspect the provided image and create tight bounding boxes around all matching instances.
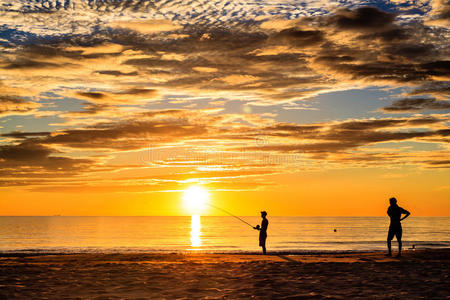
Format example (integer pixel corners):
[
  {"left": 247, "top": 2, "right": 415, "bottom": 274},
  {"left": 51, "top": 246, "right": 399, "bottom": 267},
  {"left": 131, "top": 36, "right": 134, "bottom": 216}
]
[{"left": 0, "top": 215, "right": 448, "bottom": 217}]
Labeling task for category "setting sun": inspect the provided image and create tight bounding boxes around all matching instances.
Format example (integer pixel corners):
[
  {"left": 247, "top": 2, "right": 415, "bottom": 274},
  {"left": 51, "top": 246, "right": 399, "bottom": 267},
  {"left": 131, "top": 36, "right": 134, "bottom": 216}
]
[{"left": 183, "top": 186, "right": 209, "bottom": 214}]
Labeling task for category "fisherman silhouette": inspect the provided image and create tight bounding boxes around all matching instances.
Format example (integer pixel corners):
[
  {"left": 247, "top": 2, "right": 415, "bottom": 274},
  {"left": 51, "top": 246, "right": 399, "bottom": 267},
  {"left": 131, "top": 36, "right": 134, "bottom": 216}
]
[
  {"left": 386, "top": 197, "right": 410, "bottom": 258},
  {"left": 254, "top": 211, "right": 269, "bottom": 255}
]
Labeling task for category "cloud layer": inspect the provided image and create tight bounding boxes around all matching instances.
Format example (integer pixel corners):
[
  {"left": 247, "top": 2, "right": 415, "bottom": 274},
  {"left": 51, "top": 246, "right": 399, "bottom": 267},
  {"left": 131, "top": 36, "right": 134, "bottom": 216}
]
[{"left": 0, "top": 1, "right": 449, "bottom": 191}]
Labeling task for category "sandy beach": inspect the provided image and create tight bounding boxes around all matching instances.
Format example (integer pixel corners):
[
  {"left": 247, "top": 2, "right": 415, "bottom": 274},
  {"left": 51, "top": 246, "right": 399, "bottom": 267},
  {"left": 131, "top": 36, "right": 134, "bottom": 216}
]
[{"left": 0, "top": 249, "right": 448, "bottom": 299}]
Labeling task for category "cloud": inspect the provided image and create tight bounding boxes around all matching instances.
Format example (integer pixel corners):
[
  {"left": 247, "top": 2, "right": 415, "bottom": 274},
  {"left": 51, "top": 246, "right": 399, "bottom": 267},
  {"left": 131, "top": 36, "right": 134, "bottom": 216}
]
[
  {"left": 409, "top": 82, "right": 450, "bottom": 99},
  {"left": 11, "top": 111, "right": 449, "bottom": 158},
  {"left": 329, "top": 7, "right": 396, "bottom": 31},
  {"left": 0, "top": 3, "right": 449, "bottom": 189},
  {"left": 241, "top": 115, "right": 449, "bottom": 156},
  {"left": 425, "top": 159, "right": 450, "bottom": 167},
  {"left": 1, "top": 108, "right": 449, "bottom": 185},
  {"left": 74, "top": 88, "right": 158, "bottom": 104},
  {"left": 2, "top": 109, "right": 219, "bottom": 151},
  {"left": 0, "top": 142, "right": 93, "bottom": 172},
  {"left": 269, "top": 28, "right": 325, "bottom": 47},
  {"left": 65, "top": 43, "right": 123, "bottom": 55},
  {"left": 0, "top": 95, "right": 40, "bottom": 117},
  {"left": 2, "top": 58, "right": 62, "bottom": 70},
  {"left": 426, "top": 0, "right": 450, "bottom": 27},
  {"left": 382, "top": 98, "right": 450, "bottom": 112},
  {"left": 63, "top": 102, "right": 112, "bottom": 116},
  {"left": 260, "top": 18, "right": 298, "bottom": 30},
  {"left": 0, "top": 6, "right": 448, "bottom": 106},
  {"left": 95, "top": 70, "right": 138, "bottom": 76},
  {"left": 0, "top": 0, "right": 361, "bottom": 38},
  {"left": 108, "top": 20, "right": 182, "bottom": 34}
]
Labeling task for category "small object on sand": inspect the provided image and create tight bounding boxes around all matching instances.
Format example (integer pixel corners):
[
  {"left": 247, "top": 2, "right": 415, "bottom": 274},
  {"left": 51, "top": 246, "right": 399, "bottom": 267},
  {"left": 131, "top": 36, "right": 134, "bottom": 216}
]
[{"left": 334, "top": 228, "right": 337, "bottom": 232}]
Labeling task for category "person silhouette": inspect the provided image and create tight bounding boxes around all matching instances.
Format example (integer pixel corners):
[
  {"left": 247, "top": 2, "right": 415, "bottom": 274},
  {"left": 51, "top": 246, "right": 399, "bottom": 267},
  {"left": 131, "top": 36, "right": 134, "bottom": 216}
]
[
  {"left": 254, "top": 211, "right": 269, "bottom": 255},
  {"left": 386, "top": 197, "right": 410, "bottom": 257}
]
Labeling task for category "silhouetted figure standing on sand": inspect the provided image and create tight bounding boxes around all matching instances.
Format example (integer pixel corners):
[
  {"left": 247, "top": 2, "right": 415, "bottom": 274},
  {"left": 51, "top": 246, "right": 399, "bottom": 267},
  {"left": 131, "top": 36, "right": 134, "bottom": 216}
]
[
  {"left": 387, "top": 197, "right": 410, "bottom": 257},
  {"left": 254, "top": 211, "right": 269, "bottom": 255}
]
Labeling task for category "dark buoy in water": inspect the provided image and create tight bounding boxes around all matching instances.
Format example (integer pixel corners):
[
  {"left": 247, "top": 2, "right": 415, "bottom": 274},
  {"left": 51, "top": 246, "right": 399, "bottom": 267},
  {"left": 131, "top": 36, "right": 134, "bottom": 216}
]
[{"left": 334, "top": 228, "right": 337, "bottom": 232}]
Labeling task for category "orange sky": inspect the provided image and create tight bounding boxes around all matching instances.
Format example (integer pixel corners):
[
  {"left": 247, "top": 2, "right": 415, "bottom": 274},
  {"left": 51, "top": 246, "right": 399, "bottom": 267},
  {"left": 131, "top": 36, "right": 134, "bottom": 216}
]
[{"left": 1, "top": 166, "right": 448, "bottom": 216}]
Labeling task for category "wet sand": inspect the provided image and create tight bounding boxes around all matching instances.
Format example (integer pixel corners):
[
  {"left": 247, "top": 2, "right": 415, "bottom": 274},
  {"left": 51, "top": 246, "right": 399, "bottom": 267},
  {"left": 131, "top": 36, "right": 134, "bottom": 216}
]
[{"left": 0, "top": 249, "right": 448, "bottom": 299}]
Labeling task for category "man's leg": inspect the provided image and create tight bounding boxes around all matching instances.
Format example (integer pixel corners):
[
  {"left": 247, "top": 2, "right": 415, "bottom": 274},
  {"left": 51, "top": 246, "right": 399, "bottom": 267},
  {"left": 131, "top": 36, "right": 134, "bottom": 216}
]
[
  {"left": 395, "top": 228, "right": 403, "bottom": 257},
  {"left": 262, "top": 242, "right": 266, "bottom": 255},
  {"left": 387, "top": 228, "right": 394, "bottom": 256}
]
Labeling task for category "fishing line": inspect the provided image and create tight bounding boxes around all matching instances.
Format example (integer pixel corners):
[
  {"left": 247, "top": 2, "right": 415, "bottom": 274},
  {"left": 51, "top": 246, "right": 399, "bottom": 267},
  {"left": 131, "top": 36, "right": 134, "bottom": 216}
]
[{"left": 207, "top": 203, "right": 254, "bottom": 229}]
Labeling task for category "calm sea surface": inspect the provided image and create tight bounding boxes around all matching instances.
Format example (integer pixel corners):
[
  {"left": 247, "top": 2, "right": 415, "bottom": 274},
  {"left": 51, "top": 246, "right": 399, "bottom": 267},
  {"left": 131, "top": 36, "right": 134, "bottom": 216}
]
[{"left": 0, "top": 216, "right": 448, "bottom": 253}]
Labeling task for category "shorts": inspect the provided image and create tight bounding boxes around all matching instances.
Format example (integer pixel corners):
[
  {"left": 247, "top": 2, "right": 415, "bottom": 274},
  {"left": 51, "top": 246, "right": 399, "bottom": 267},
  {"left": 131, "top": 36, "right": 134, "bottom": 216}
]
[
  {"left": 388, "top": 224, "right": 402, "bottom": 240},
  {"left": 259, "top": 232, "right": 267, "bottom": 247}
]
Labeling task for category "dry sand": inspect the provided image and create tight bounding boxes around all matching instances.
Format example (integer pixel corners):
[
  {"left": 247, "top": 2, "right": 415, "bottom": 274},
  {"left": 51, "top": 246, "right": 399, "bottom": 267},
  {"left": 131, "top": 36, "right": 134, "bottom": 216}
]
[{"left": 0, "top": 249, "right": 448, "bottom": 299}]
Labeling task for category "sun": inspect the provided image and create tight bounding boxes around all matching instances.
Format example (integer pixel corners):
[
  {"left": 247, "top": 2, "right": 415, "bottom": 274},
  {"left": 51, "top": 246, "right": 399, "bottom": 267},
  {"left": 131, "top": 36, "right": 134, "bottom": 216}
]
[{"left": 183, "top": 185, "right": 209, "bottom": 214}]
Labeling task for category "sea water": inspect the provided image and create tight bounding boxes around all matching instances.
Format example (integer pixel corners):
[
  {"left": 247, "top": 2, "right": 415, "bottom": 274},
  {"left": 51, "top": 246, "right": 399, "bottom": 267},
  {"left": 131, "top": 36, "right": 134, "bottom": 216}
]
[{"left": 0, "top": 216, "right": 448, "bottom": 253}]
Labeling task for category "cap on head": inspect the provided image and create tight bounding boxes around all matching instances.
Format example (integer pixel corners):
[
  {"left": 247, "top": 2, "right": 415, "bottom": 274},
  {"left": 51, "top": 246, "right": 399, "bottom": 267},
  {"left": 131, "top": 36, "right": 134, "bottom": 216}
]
[
  {"left": 261, "top": 211, "right": 267, "bottom": 217},
  {"left": 389, "top": 197, "right": 397, "bottom": 205}
]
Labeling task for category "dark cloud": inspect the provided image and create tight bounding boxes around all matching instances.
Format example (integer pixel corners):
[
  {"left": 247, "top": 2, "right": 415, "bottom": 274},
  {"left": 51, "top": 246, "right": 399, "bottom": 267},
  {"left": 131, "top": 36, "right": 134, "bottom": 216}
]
[
  {"left": 76, "top": 92, "right": 106, "bottom": 100},
  {"left": 246, "top": 141, "right": 360, "bottom": 153},
  {"left": 420, "top": 61, "right": 450, "bottom": 77},
  {"left": 75, "top": 88, "right": 158, "bottom": 104},
  {"left": 409, "top": 82, "right": 450, "bottom": 98},
  {"left": 330, "top": 7, "right": 396, "bottom": 31},
  {"left": 0, "top": 142, "right": 92, "bottom": 171},
  {"left": 95, "top": 70, "right": 138, "bottom": 76},
  {"left": 3, "top": 58, "right": 63, "bottom": 70},
  {"left": 324, "top": 61, "right": 432, "bottom": 82},
  {"left": 4, "top": 110, "right": 447, "bottom": 155},
  {"left": 3, "top": 109, "right": 212, "bottom": 150},
  {"left": 424, "top": 160, "right": 450, "bottom": 168},
  {"left": 307, "top": 10, "right": 449, "bottom": 87},
  {"left": 0, "top": 142, "right": 51, "bottom": 161},
  {"left": 2, "top": 131, "right": 51, "bottom": 138},
  {"left": 359, "top": 28, "right": 410, "bottom": 42},
  {"left": 324, "top": 128, "right": 448, "bottom": 144},
  {"left": 246, "top": 116, "right": 449, "bottom": 154},
  {"left": 385, "top": 44, "right": 436, "bottom": 61},
  {"left": 332, "top": 117, "right": 444, "bottom": 129},
  {"left": 15, "top": 44, "right": 122, "bottom": 60},
  {"left": 73, "top": 102, "right": 111, "bottom": 115},
  {"left": 0, "top": 95, "right": 28, "bottom": 105},
  {"left": 382, "top": 98, "right": 450, "bottom": 112},
  {"left": 120, "top": 88, "right": 158, "bottom": 96},
  {"left": 0, "top": 95, "right": 40, "bottom": 116},
  {"left": 270, "top": 28, "right": 324, "bottom": 46},
  {"left": 246, "top": 130, "right": 447, "bottom": 154},
  {"left": 315, "top": 55, "right": 355, "bottom": 64}
]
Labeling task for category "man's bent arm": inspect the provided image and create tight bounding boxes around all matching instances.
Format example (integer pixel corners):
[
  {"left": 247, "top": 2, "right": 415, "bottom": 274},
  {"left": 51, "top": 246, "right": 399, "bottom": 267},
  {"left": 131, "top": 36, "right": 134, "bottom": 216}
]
[{"left": 400, "top": 210, "right": 410, "bottom": 221}]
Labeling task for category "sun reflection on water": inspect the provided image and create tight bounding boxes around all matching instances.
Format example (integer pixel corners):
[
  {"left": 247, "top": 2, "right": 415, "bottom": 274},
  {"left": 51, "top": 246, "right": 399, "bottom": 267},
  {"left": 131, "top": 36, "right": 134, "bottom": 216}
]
[{"left": 190, "top": 215, "right": 201, "bottom": 248}]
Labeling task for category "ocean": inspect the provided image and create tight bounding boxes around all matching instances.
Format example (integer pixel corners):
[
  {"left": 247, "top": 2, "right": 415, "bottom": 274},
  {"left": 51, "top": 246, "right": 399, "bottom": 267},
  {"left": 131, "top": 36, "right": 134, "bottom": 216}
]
[{"left": 0, "top": 216, "right": 448, "bottom": 253}]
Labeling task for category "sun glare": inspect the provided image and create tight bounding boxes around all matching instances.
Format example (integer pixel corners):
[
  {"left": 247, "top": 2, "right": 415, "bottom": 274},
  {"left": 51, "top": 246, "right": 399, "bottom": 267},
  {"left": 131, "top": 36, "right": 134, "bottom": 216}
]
[{"left": 183, "top": 185, "right": 209, "bottom": 214}]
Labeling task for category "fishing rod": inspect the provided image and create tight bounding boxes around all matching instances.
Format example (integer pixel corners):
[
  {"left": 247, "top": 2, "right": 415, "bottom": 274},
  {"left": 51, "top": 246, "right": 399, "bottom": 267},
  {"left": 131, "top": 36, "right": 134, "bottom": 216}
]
[{"left": 207, "top": 203, "right": 255, "bottom": 229}]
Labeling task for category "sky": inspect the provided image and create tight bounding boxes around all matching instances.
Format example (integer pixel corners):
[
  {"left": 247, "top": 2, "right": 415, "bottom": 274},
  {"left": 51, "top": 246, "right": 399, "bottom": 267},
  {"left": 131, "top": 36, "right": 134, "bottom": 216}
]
[{"left": 0, "top": 0, "right": 449, "bottom": 216}]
